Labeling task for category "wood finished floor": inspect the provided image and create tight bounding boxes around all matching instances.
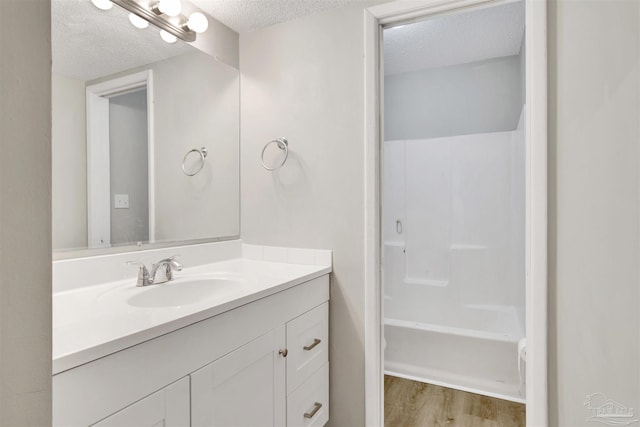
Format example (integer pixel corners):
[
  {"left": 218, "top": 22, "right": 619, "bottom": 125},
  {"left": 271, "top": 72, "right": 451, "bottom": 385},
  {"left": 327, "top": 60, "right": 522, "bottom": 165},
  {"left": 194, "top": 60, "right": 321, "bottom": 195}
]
[{"left": 384, "top": 376, "right": 525, "bottom": 427}]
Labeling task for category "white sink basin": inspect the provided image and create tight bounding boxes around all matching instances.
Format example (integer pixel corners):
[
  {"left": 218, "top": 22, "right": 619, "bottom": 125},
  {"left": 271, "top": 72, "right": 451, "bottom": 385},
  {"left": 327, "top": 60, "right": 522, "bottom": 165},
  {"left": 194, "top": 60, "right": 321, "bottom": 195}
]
[{"left": 127, "top": 277, "right": 241, "bottom": 308}]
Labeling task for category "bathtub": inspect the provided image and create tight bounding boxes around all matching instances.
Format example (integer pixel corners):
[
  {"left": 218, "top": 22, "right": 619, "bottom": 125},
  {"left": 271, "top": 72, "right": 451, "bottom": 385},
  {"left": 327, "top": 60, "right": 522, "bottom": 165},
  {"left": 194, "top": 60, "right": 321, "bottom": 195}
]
[{"left": 384, "top": 304, "right": 525, "bottom": 403}]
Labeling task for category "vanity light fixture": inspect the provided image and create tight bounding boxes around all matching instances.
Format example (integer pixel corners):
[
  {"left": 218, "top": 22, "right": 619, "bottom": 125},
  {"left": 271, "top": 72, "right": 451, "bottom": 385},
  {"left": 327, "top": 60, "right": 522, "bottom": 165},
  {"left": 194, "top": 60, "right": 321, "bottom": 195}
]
[
  {"left": 160, "top": 29, "right": 178, "bottom": 43},
  {"left": 91, "top": 0, "right": 114, "bottom": 10},
  {"left": 128, "top": 12, "right": 149, "bottom": 28},
  {"left": 187, "top": 12, "right": 209, "bottom": 33},
  {"left": 91, "top": 0, "right": 209, "bottom": 43},
  {"left": 154, "top": 0, "right": 181, "bottom": 17}
]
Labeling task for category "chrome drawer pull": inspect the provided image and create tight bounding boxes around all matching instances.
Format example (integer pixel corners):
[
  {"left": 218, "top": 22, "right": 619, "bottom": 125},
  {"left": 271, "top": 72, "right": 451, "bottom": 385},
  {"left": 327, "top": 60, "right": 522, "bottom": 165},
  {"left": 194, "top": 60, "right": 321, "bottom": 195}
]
[
  {"left": 303, "top": 338, "right": 321, "bottom": 351},
  {"left": 304, "top": 402, "right": 323, "bottom": 419}
]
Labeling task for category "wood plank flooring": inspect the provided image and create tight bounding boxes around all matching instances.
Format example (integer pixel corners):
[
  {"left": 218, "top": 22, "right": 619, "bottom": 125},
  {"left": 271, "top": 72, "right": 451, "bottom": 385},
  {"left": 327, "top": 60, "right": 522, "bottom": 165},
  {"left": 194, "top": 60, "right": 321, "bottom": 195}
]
[{"left": 384, "top": 375, "right": 525, "bottom": 427}]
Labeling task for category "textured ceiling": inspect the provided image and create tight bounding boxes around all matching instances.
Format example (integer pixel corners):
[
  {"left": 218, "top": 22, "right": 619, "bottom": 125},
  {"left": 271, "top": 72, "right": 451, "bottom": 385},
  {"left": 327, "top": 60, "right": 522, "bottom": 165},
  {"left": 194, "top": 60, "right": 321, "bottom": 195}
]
[
  {"left": 53, "top": 0, "right": 361, "bottom": 80},
  {"left": 52, "top": 0, "right": 193, "bottom": 81},
  {"left": 190, "top": 0, "right": 370, "bottom": 33},
  {"left": 54, "top": 0, "right": 525, "bottom": 80},
  {"left": 383, "top": 1, "right": 525, "bottom": 76}
]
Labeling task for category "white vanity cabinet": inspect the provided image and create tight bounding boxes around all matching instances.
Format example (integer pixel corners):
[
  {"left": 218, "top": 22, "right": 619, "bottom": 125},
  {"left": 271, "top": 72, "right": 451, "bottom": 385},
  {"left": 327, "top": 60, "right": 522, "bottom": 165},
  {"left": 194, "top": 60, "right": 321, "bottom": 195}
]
[
  {"left": 190, "top": 303, "right": 329, "bottom": 427},
  {"left": 190, "top": 329, "right": 286, "bottom": 427},
  {"left": 92, "top": 378, "right": 190, "bottom": 427},
  {"left": 53, "top": 274, "right": 329, "bottom": 427}
]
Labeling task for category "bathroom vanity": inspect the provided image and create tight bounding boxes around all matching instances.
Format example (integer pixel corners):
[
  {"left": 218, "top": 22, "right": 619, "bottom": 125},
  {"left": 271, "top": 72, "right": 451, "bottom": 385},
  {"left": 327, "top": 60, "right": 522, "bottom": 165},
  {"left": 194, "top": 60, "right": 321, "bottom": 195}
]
[
  {"left": 50, "top": 2, "right": 332, "bottom": 424},
  {"left": 53, "top": 242, "right": 331, "bottom": 426}
]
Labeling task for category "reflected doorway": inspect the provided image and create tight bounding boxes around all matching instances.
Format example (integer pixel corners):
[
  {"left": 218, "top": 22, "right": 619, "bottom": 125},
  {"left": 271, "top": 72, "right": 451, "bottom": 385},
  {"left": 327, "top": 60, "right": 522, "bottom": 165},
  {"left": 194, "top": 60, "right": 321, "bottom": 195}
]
[{"left": 86, "top": 70, "right": 155, "bottom": 248}]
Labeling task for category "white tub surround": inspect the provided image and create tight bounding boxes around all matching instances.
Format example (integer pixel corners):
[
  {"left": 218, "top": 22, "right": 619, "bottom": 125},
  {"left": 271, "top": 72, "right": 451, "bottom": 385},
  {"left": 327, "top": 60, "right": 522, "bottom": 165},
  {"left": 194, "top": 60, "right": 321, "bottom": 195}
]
[
  {"left": 53, "top": 241, "right": 331, "bottom": 426},
  {"left": 382, "top": 109, "right": 526, "bottom": 402}
]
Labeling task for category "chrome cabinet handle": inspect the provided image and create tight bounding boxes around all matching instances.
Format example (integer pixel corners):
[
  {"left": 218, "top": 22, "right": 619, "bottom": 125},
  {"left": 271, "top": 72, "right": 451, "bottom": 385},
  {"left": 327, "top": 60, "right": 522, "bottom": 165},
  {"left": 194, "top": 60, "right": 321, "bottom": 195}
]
[
  {"left": 304, "top": 402, "right": 322, "bottom": 419},
  {"left": 303, "top": 338, "right": 321, "bottom": 351}
]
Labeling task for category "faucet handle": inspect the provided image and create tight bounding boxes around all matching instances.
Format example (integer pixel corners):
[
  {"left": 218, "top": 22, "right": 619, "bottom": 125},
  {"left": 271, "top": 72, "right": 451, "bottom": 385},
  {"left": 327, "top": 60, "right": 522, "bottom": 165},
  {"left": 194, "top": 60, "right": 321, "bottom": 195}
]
[{"left": 136, "top": 265, "right": 150, "bottom": 287}]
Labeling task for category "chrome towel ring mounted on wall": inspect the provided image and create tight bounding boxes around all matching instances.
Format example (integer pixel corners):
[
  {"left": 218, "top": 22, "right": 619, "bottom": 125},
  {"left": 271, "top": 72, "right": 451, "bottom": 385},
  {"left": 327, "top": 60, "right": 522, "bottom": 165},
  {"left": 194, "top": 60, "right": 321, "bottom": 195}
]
[
  {"left": 182, "top": 147, "right": 208, "bottom": 176},
  {"left": 261, "top": 137, "right": 289, "bottom": 171}
]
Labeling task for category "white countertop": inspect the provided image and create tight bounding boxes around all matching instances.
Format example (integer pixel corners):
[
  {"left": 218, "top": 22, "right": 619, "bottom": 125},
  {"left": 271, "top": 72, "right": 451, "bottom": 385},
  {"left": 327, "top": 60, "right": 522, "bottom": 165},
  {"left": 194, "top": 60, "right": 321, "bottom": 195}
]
[{"left": 53, "top": 258, "right": 331, "bottom": 375}]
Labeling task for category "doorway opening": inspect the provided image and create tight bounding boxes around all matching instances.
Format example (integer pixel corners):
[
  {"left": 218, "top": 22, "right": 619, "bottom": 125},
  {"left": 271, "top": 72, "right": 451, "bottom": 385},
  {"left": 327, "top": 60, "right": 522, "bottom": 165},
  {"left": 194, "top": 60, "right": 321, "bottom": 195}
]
[
  {"left": 383, "top": 0, "right": 526, "bottom": 405},
  {"left": 364, "top": 1, "right": 548, "bottom": 425}
]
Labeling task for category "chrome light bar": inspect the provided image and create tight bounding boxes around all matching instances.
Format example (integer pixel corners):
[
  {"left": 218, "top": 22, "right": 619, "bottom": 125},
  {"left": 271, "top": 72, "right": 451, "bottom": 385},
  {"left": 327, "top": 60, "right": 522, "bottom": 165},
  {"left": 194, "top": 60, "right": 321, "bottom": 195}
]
[{"left": 111, "top": 0, "right": 196, "bottom": 42}]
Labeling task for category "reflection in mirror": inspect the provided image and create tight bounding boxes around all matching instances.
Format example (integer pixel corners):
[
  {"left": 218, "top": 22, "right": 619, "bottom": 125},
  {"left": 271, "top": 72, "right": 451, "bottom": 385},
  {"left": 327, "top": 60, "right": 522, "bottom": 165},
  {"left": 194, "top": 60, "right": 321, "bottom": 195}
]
[
  {"left": 52, "top": 0, "right": 239, "bottom": 255},
  {"left": 85, "top": 72, "right": 152, "bottom": 249},
  {"left": 108, "top": 88, "right": 150, "bottom": 246}
]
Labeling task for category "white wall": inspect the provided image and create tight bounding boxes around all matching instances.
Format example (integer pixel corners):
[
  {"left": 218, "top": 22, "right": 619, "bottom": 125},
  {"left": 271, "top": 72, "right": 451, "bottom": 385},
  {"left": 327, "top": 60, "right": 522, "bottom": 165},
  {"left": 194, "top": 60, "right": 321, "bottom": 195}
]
[
  {"left": 0, "top": 0, "right": 52, "bottom": 424},
  {"left": 384, "top": 55, "right": 523, "bottom": 140},
  {"left": 510, "top": 107, "right": 525, "bottom": 326},
  {"left": 52, "top": 73, "right": 87, "bottom": 250},
  {"left": 240, "top": 3, "right": 384, "bottom": 425},
  {"left": 548, "top": 0, "right": 640, "bottom": 425},
  {"left": 109, "top": 90, "right": 149, "bottom": 245}
]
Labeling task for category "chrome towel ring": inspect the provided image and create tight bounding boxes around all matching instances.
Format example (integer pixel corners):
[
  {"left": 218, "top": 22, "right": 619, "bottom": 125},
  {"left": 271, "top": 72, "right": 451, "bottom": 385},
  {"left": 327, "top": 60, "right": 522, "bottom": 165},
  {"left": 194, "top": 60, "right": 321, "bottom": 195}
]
[
  {"left": 182, "top": 147, "right": 208, "bottom": 176},
  {"left": 261, "top": 137, "right": 288, "bottom": 171}
]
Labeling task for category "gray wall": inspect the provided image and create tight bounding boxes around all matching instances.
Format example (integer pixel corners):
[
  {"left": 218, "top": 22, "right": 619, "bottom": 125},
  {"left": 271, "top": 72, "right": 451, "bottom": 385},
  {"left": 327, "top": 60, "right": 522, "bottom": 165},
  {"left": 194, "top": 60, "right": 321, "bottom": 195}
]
[
  {"left": 52, "top": 73, "right": 87, "bottom": 250},
  {"left": 548, "top": 0, "right": 640, "bottom": 424},
  {"left": 153, "top": 52, "right": 240, "bottom": 243},
  {"left": 384, "top": 55, "right": 523, "bottom": 140},
  {"left": 519, "top": 33, "right": 526, "bottom": 104},
  {"left": 0, "top": 0, "right": 52, "bottom": 425},
  {"left": 240, "top": 4, "right": 381, "bottom": 425},
  {"left": 109, "top": 90, "right": 149, "bottom": 245}
]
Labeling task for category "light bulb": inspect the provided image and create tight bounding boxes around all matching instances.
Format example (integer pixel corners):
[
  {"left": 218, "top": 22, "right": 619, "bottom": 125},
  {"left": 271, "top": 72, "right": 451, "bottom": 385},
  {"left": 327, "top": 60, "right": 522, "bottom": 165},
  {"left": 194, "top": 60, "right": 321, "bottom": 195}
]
[
  {"left": 91, "top": 0, "right": 113, "bottom": 10},
  {"left": 160, "top": 30, "right": 177, "bottom": 43},
  {"left": 128, "top": 13, "right": 149, "bottom": 29},
  {"left": 157, "top": 0, "right": 181, "bottom": 17},
  {"left": 187, "top": 12, "right": 208, "bottom": 33}
]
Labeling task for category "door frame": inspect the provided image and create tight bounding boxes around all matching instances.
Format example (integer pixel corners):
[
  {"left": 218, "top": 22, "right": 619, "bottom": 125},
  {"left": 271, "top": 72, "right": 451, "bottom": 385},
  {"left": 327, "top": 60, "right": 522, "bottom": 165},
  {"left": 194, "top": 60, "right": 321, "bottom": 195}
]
[
  {"left": 86, "top": 70, "right": 155, "bottom": 248},
  {"left": 363, "top": 1, "right": 548, "bottom": 425}
]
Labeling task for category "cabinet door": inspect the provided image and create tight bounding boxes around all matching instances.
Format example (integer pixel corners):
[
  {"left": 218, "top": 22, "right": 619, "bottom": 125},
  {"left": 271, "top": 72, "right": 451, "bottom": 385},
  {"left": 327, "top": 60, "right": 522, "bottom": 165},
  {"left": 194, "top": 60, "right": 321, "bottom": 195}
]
[
  {"left": 191, "top": 328, "right": 286, "bottom": 427},
  {"left": 91, "top": 377, "right": 189, "bottom": 427}
]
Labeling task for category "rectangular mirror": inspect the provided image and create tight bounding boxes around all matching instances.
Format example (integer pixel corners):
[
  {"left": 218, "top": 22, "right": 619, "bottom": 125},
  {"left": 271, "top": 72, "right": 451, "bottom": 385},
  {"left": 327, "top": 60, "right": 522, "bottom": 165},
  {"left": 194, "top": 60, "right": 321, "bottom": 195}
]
[{"left": 52, "top": 0, "right": 239, "bottom": 257}]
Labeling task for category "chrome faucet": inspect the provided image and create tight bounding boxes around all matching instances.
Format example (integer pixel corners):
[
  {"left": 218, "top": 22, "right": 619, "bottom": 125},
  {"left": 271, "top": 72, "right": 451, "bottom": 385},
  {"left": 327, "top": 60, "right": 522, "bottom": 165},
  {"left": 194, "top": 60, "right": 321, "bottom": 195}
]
[{"left": 136, "top": 256, "right": 183, "bottom": 287}]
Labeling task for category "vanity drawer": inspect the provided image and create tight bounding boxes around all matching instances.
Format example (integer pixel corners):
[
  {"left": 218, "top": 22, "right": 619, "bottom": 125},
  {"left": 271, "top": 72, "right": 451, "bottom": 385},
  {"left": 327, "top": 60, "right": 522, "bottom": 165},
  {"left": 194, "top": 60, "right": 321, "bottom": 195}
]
[
  {"left": 287, "top": 302, "right": 328, "bottom": 393},
  {"left": 287, "top": 363, "right": 329, "bottom": 427}
]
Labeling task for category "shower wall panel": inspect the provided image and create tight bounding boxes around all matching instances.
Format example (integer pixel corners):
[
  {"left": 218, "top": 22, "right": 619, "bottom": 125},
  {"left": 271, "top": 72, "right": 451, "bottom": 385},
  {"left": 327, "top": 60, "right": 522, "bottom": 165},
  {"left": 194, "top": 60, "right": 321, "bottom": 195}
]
[{"left": 383, "top": 120, "right": 525, "bottom": 322}]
